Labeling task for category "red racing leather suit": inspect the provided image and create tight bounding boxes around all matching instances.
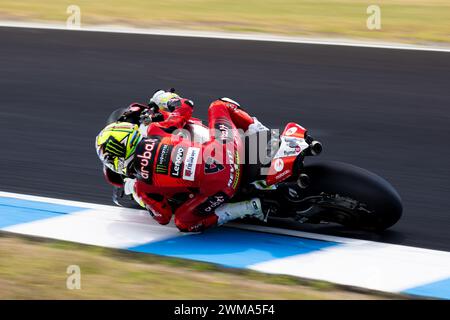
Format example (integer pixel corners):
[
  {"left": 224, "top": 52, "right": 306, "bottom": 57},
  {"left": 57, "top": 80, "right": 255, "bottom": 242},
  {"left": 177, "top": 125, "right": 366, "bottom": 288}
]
[{"left": 132, "top": 98, "right": 255, "bottom": 232}]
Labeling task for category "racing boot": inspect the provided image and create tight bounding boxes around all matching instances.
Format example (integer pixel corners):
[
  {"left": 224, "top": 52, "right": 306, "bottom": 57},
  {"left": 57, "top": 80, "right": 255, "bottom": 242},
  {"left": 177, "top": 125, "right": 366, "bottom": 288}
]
[{"left": 215, "top": 198, "right": 267, "bottom": 225}]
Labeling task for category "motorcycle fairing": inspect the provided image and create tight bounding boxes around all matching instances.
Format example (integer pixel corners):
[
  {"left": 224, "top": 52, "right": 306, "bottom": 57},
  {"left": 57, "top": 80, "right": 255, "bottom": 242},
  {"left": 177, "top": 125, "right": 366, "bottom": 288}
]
[{"left": 265, "top": 123, "right": 309, "bottom": 186}]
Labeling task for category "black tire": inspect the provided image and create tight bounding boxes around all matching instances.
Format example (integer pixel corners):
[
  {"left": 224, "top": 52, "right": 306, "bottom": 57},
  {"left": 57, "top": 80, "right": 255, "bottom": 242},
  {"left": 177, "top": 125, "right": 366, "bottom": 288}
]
[{"left": 302, "top": 161, "right": 403, "bottom": 231}]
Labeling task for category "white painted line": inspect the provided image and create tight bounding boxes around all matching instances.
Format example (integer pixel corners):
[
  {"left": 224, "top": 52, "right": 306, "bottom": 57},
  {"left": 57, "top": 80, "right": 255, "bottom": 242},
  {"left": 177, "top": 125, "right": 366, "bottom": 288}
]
[
  {"left": 3, "top": 208, "right": 183, "bottom": 249},
  {"left": 3, "top": 190, "right": 450, "bottom": 255},
  {"left": 2, "top": 190, "right": 450, "bottom": 297},
  {"left": 1, "top": 20, "right": 450, "bottom": 53},
  {"left": 0, "top": 190, "right": 119, "bottom": 211},
  {"left": 229, "top": 223, "right": 450, "bottom": 257},
  {"left": 249, "top": 240, "right": 450, "bottom": 292},
  {"left": 227, "top": 223, "right": 364, "bottom": 244}
]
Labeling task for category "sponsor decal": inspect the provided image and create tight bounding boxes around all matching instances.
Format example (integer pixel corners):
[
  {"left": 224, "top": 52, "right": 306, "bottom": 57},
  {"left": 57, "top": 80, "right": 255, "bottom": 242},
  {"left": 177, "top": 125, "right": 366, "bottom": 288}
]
[
  {"left": 155, "top": 144, "right": 173, "bottom": 175},
  {"left": 204, "top": 157, "right": 225, "bottom": 174},
  {"left": 276, "top": 137, "right": 304, "bottom": 158},
  {"left": 183, "top": 147, "right": 200, "bottom": 181},
  {"left": 104, "top": 136, "right": 126, "bottom": 158},
  {"left": 287, "top": 139, "right": 299, "bottom": 148},
  {"left": 283, "top": 145, "right": 301, "bottom": 156},
  {"left": 214, "top": 119, "right": 233, "bottom": 143},
  {"left": 170, "top": 146, "right": 185, "bottom": 178},
  {"left": 225, "top": 150, "right": 241, "bottom": 189},
  {"left": 232, "top": 151, "right": 241, "bottom": 190},
  {"left": 285, "top": 126, "right": 297, "bottom": 136},
  {"left": 283, "top": 149, "right": 297, "bottom": 156},
  {"left": 227, "top": 150, "right": 235, "bottom": 188},
  {"left": 136, "top": 138, "right": 159, "bottom": 182},
  {"left": 274, "top": 158, "right": 284, "bottom": 172},
  {"left": 197, "top": 192, "right": 229, "bottom": 214},
  {"left": 275, "top": 169, "right": 290, "bottom": 180}
]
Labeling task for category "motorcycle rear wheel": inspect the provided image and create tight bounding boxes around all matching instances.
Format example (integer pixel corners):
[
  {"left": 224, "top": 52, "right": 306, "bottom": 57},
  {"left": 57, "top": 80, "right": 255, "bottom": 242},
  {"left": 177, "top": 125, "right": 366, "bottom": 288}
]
[{"left": 302, "top": 161, "right": 403, "bottom": 231}]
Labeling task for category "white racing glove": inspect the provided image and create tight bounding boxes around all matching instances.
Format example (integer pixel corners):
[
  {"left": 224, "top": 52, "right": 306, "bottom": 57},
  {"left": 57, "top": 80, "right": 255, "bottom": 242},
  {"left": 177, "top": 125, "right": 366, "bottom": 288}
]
[
  {"left": 123, "top": 178, "right": 136, "bottom": 195},
  {"left": 124, "top": 178, "right": 145, "bottom": 208},
  {"left": 138, "top": 123, "right": 149, "bottom": 138}
]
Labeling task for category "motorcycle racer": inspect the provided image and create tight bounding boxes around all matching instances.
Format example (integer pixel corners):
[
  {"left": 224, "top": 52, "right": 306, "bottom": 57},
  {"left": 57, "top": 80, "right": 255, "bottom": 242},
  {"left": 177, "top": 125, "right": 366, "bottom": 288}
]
[
  {"left": 98, "top": 89, "right": 180, "bottom": 187},
  {"left": 96, "top": 90, "right": 270, "bottom": 232}
]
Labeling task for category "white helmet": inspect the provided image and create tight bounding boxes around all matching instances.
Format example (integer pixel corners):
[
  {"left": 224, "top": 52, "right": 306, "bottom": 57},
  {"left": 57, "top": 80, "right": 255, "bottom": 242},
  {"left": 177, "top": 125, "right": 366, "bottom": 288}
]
[{"left": 149, "top": 89, "right": 180, "bottom": 112}]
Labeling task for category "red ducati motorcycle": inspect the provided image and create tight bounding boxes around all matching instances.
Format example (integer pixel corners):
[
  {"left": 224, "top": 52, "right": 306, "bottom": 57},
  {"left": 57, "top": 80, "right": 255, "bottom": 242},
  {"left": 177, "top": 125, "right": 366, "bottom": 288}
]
[{"left": 107, "top": 106, "right": 402, "bottom": 231}]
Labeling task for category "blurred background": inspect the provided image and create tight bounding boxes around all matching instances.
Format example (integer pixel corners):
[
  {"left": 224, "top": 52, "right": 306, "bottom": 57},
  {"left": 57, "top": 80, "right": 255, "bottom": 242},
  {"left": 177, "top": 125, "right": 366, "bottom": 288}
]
[{"left": 0, "top": 0, "right": 449, "bottom": 44}]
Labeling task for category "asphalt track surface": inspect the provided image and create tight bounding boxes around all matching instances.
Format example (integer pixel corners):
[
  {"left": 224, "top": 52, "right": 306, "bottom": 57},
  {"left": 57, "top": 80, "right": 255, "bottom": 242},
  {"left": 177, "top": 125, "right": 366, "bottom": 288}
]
[{"left": 1, "top": 27, "right": 449, "bottom": 251}]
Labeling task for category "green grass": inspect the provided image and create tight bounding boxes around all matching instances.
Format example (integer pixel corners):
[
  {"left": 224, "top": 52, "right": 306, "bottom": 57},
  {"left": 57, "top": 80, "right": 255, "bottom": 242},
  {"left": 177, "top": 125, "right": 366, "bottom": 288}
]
[
  {"left": 0, "top": 232, "right": 404, "bottom": 299},
  {"left": 0, "top": 0, "right": 449, "bottom": 44}
]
